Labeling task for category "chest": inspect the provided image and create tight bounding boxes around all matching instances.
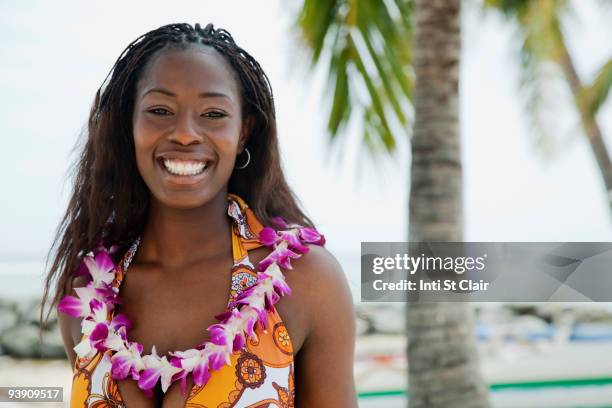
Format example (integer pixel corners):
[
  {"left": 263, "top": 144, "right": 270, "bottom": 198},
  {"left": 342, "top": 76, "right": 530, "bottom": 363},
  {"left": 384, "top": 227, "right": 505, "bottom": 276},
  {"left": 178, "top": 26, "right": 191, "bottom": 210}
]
[
  {"left": 87, "top": 249, "right": 305, "bottom": 407},
  {"left": 114, "top": 259, "right": 231, "bottom": 355}
]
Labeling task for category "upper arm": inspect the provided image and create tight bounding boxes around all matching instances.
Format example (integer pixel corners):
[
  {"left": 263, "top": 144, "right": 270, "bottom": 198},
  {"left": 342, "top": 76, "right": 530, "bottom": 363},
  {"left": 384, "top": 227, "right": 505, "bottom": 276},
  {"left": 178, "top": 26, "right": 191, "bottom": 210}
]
[
  {"left": 293, "top": 245, "right": 358, "bottom": 407},
  {"left": 57, "top": 306, "right": 77, "bottom": 368},
  {"left": 57, "top": 275, "right": 87, "bottom": 369}
]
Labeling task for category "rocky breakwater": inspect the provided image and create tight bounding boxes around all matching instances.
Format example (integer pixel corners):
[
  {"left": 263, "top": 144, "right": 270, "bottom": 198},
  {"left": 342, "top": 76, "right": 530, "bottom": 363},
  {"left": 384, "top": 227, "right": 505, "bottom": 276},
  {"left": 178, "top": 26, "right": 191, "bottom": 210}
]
[{"left": 0, "top": 297, "right": 66, "bottom": 359}]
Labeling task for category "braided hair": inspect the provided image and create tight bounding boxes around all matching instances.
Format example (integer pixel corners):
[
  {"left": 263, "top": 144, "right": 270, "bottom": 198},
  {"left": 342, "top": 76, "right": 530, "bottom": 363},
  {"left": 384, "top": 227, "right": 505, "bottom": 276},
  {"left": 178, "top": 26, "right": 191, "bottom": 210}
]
[
  {"left": 95, "top": 23, "right": 274, "bottom": 125},
  {"left": 41, "top": 23, "right": 314, "bottom": 326}
]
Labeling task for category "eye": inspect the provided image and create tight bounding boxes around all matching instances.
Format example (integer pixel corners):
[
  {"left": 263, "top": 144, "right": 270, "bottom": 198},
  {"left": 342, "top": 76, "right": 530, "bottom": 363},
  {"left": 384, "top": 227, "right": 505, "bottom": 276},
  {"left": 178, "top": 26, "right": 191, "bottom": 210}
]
[
  {"left": 202, "top": 111, "right": 227, "bottom": 119},
  {"left": 147, "top": 107, "right": 172, "bottom": 116}
]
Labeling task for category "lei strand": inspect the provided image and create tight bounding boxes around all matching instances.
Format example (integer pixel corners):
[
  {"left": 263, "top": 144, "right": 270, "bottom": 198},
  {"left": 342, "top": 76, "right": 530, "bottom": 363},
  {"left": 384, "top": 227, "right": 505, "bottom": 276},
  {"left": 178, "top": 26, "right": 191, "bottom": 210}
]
[{"left": 58, "top": 216, "right": 325, "bottom": 397}]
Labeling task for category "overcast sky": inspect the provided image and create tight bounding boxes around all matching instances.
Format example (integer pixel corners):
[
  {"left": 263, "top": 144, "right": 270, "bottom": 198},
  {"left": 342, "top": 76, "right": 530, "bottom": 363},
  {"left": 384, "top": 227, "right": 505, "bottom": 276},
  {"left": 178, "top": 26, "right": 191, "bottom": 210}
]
[{"left": 1, "top": 0, "right": 611, "bottom": 273}]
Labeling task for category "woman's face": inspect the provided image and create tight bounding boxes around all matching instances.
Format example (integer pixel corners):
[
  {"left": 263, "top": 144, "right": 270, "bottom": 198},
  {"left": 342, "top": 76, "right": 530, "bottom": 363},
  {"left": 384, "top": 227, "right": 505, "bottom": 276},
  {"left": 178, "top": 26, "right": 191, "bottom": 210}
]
[{"left": 132, "top": 45, "right": 246, "bottom": 209}]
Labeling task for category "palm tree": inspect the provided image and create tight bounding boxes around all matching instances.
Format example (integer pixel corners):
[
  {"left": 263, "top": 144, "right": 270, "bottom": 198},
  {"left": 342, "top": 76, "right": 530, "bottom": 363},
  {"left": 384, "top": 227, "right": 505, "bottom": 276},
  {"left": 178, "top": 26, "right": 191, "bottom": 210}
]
[
  {"left": 292, "top": 0, "right": 491, "bottom": 406},
  {"left": 483, "top": 0, "right": 612, "bottom": 217},
  {"left": 405, "top": 1, "right": 490, "bottom": 406}
]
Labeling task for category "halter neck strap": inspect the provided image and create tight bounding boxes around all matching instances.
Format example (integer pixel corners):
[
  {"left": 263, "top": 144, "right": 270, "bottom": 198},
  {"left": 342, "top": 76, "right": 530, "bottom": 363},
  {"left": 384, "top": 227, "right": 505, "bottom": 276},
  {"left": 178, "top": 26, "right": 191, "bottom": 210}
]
[
  {"left": 226, "top": 193, "right": 265, "bottom": 262},
  {"left": 114, "top": 194, "right": 264, "bottom": 284}
]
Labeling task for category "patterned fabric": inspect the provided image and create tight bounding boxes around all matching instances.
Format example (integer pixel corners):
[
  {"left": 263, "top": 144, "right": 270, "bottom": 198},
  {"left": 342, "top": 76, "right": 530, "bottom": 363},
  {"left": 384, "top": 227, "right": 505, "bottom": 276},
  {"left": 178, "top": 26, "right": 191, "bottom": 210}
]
[{"left": 70, "top": 194, "right": 295, "bottom": 407}]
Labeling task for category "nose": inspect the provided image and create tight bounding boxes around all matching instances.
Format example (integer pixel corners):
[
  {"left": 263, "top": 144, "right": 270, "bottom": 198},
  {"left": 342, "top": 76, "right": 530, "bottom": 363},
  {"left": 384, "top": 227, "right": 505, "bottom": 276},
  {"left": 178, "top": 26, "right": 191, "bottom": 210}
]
[{"left": 169, "top": 111, "right": 203, "bottom": 146}]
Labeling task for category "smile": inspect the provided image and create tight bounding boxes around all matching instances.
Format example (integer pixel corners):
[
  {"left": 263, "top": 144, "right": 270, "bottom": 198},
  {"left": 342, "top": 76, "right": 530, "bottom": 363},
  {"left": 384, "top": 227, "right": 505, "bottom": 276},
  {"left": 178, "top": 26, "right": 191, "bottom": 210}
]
[
  {"left": 162, "top": 158, "right": 209, "bottom": 176},
  {"left": 157, "top": 158, "right": 214, "bottom": 186}
]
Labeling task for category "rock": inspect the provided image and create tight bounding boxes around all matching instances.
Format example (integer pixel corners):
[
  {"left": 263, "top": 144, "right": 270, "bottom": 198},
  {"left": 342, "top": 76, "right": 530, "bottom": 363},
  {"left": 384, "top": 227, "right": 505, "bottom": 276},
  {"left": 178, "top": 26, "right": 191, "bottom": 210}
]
[
  {"left": 14, "top": 298, "right": 38, "bottom": 320},
  {"left": 40, "top": 327, "right": 67, "bottom": 359},
  {"left": 11, "top": 297, "right": 57, "bottom": 329},
  {"left": 0, "top": 324, "right": 42, "bottom": 358},
  {"left": 0, "top": 300, "right": 19, "bottom": 355},
  {"left": 0, "top": 298, "right": 16, "bottom": 311},
  {"left": 27, "top": 298, "right": 58, "bottom": 329},
  {"left": 0, "top": 306, "right": 18, "bottom": 333},
  {"left": 0, "top": 324, "right": 66, "bottom": 359}
]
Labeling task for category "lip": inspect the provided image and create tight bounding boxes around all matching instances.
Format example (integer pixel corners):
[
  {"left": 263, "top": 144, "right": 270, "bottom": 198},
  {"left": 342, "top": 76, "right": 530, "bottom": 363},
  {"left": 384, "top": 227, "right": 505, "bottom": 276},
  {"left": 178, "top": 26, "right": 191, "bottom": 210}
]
[
  {"left": 156, "top": 152, "right": 215, "bottom": 163},
  {"left": 156, "top": 155, "right": 213, "bottom": 186}
]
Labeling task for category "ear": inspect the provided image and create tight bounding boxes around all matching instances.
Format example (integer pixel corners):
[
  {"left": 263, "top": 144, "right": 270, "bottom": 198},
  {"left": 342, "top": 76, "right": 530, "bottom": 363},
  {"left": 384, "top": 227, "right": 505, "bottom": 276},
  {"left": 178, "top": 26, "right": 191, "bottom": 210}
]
[{"left": 239, "top": 115, "right": 256, "bottom": 152}]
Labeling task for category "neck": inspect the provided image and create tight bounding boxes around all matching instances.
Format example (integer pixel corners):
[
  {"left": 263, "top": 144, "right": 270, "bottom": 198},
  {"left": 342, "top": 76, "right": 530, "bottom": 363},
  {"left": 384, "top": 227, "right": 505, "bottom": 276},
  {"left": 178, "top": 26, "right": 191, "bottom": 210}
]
[{"left": 136, "top": 191, "right": 233, "bottom": 269}]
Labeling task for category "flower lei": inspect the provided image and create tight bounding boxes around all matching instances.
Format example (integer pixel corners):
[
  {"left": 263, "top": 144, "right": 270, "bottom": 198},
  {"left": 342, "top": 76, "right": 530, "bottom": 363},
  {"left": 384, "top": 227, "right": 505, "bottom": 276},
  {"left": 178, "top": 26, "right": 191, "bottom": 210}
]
[{"left": 58, "top": 216, "right": 325, "bottom": 397}]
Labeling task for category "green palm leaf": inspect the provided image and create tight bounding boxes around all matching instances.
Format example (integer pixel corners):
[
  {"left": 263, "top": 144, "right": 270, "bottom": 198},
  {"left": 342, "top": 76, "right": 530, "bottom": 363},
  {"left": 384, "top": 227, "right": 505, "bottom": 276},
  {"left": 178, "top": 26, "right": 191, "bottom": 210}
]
[
  {"left": 582, "top": 59, "right": 612, "bottom": 117},
  {"left": 293, "top": 0, "right": 414, "bottom": 157},
  {"left": 484, "top": 0, "right": 612, "bottom": 216},
  {"left": 483, "top": 0, "right": 573, "bottom": 154}
]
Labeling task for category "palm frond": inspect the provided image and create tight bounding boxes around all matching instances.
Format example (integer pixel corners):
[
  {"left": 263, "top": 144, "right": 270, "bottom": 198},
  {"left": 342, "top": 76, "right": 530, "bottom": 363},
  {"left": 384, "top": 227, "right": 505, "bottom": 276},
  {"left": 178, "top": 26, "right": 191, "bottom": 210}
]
[
  {"left": 295, "top": 0, "right": 340, "bottom": 65},
  {"left": 328, "top": 45, "right": 352, "bottom": 136},
  {"left": 582, "top": 59, "right": 612, "bottom": 117},
  {"left": 482, "top": 0, "right": 572, "bottom": 156},
  {"left": 293, "top": 0, "right": 413, "bottom": 157}
]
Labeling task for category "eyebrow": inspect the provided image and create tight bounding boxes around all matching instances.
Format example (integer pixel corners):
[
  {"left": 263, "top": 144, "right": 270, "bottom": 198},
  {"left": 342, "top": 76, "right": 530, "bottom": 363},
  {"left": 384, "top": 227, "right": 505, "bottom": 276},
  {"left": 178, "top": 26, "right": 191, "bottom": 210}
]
[{"left": 142, "top": 87, "right": 232, "bottom": 100}]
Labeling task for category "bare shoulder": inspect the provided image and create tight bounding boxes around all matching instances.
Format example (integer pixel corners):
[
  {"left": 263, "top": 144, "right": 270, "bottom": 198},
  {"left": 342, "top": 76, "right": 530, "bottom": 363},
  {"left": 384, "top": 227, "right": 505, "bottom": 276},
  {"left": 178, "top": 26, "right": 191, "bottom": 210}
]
[
  {"left": 282, "top": 244, "right": 355, "bottom": 342},
  {"left": 251, "top": 243, "right": 349, "bottom": 298},
  {"left": 289, "top": 244, "right": 351, "bottom": 299}
]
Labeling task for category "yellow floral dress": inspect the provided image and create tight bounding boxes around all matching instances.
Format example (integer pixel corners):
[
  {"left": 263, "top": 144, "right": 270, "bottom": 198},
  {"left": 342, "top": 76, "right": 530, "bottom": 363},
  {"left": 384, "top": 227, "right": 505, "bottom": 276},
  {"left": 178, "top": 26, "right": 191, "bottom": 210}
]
[{"left": 70, "top": 194, "right": 295, "bottom": 408}]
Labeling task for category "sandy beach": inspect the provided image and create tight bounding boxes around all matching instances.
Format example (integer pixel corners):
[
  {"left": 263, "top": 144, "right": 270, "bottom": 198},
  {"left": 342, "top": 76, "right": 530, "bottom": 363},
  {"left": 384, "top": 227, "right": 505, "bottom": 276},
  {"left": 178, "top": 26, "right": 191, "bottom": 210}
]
[
  {"left": 0, "top": 356, "right": 72, "bottom": 408},
  {"left": 3, "top": 334, "right": 612, "bottom": 408}
]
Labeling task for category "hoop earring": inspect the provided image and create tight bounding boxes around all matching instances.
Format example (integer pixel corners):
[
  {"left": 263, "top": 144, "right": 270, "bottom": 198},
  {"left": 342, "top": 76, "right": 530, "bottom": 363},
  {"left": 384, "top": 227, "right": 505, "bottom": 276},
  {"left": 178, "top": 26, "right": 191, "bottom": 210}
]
[{"left": 235, "top": 148, "right": 251, "bottom": 169}]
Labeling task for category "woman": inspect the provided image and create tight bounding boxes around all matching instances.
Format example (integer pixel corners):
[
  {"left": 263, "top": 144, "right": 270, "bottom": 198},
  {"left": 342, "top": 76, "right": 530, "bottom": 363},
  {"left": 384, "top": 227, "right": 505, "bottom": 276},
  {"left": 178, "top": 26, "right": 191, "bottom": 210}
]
[{"left": 42, "top": 23, "right": 357, "bottom": 407}]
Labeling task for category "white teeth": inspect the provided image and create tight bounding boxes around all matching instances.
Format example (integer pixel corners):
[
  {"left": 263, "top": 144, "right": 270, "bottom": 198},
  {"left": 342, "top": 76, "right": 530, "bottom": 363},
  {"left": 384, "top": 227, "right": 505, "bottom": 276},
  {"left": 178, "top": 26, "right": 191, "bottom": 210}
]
[{"left": 162, "top": 159, "right": 207, "bottom": 176}]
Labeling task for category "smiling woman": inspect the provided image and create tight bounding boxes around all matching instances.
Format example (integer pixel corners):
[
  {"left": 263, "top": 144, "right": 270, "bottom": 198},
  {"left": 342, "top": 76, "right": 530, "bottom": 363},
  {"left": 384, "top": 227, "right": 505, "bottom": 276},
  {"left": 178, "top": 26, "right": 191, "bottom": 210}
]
[{"left": 40, "top": 23, "right": 357, "bottom": 407}]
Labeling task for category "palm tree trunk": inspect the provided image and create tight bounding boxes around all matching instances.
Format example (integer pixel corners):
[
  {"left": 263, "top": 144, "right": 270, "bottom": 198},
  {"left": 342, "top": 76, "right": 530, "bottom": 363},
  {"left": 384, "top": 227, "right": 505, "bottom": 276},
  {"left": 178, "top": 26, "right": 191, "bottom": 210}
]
[
  {"left": 558, "top": 42, "right": 612, "bottom": 216},
  {"left": 406, "top": 1, "right": 490, "bottom": 406}
]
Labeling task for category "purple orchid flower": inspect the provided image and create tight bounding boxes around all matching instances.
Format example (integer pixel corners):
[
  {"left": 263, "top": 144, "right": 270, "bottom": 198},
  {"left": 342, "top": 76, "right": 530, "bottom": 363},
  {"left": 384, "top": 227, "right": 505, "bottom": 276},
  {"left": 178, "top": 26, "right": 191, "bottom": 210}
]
[
  {"left": 58, "top": 286, "right": 100, "bottom": 318},
  {"left": 110, "top": 313, "right": 132, "bottom": 332},
  {"left": 258, "top": 227, "right": 279, "bottom": 247},
  {"left": 207, "top": 309, "right": 248, "bottom": 352},
  {"left": 138, "top": 346, "right": 183, "bottom": 393},
  {"left": 206, "top": 343, "right": 232, "bottom": 371},
  {"left": 298, "top": 226, "right": 326, "bottom": 246},
  {"left": 111, "top": 340, "right": 145, "bottom": 381},
  {"left": 258, "top": 241, "right": 301, "bottom": 271},
  {"left": 259, "top": 263, "right": 291, "bottom": 296},
  {"left": 89, "top": 323, "right": 110, "bottom": 352},
  {"left": 260, "top": 227, "right": 310, "bottom": 253},
  {"left": 232, "top": 284, "right": 271, "bottom": 331},
  {"left": 74, "top": 300, "right": 129, "bottom": 358},
  {"left": 268, "top": 216, "right": 326, "bottom": 246},
  {"left": 84, "top": 252, "right": 116, "bottom": 288},
  {"left": 169, "top": 348, "right": 211, "bottom": 389}
]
